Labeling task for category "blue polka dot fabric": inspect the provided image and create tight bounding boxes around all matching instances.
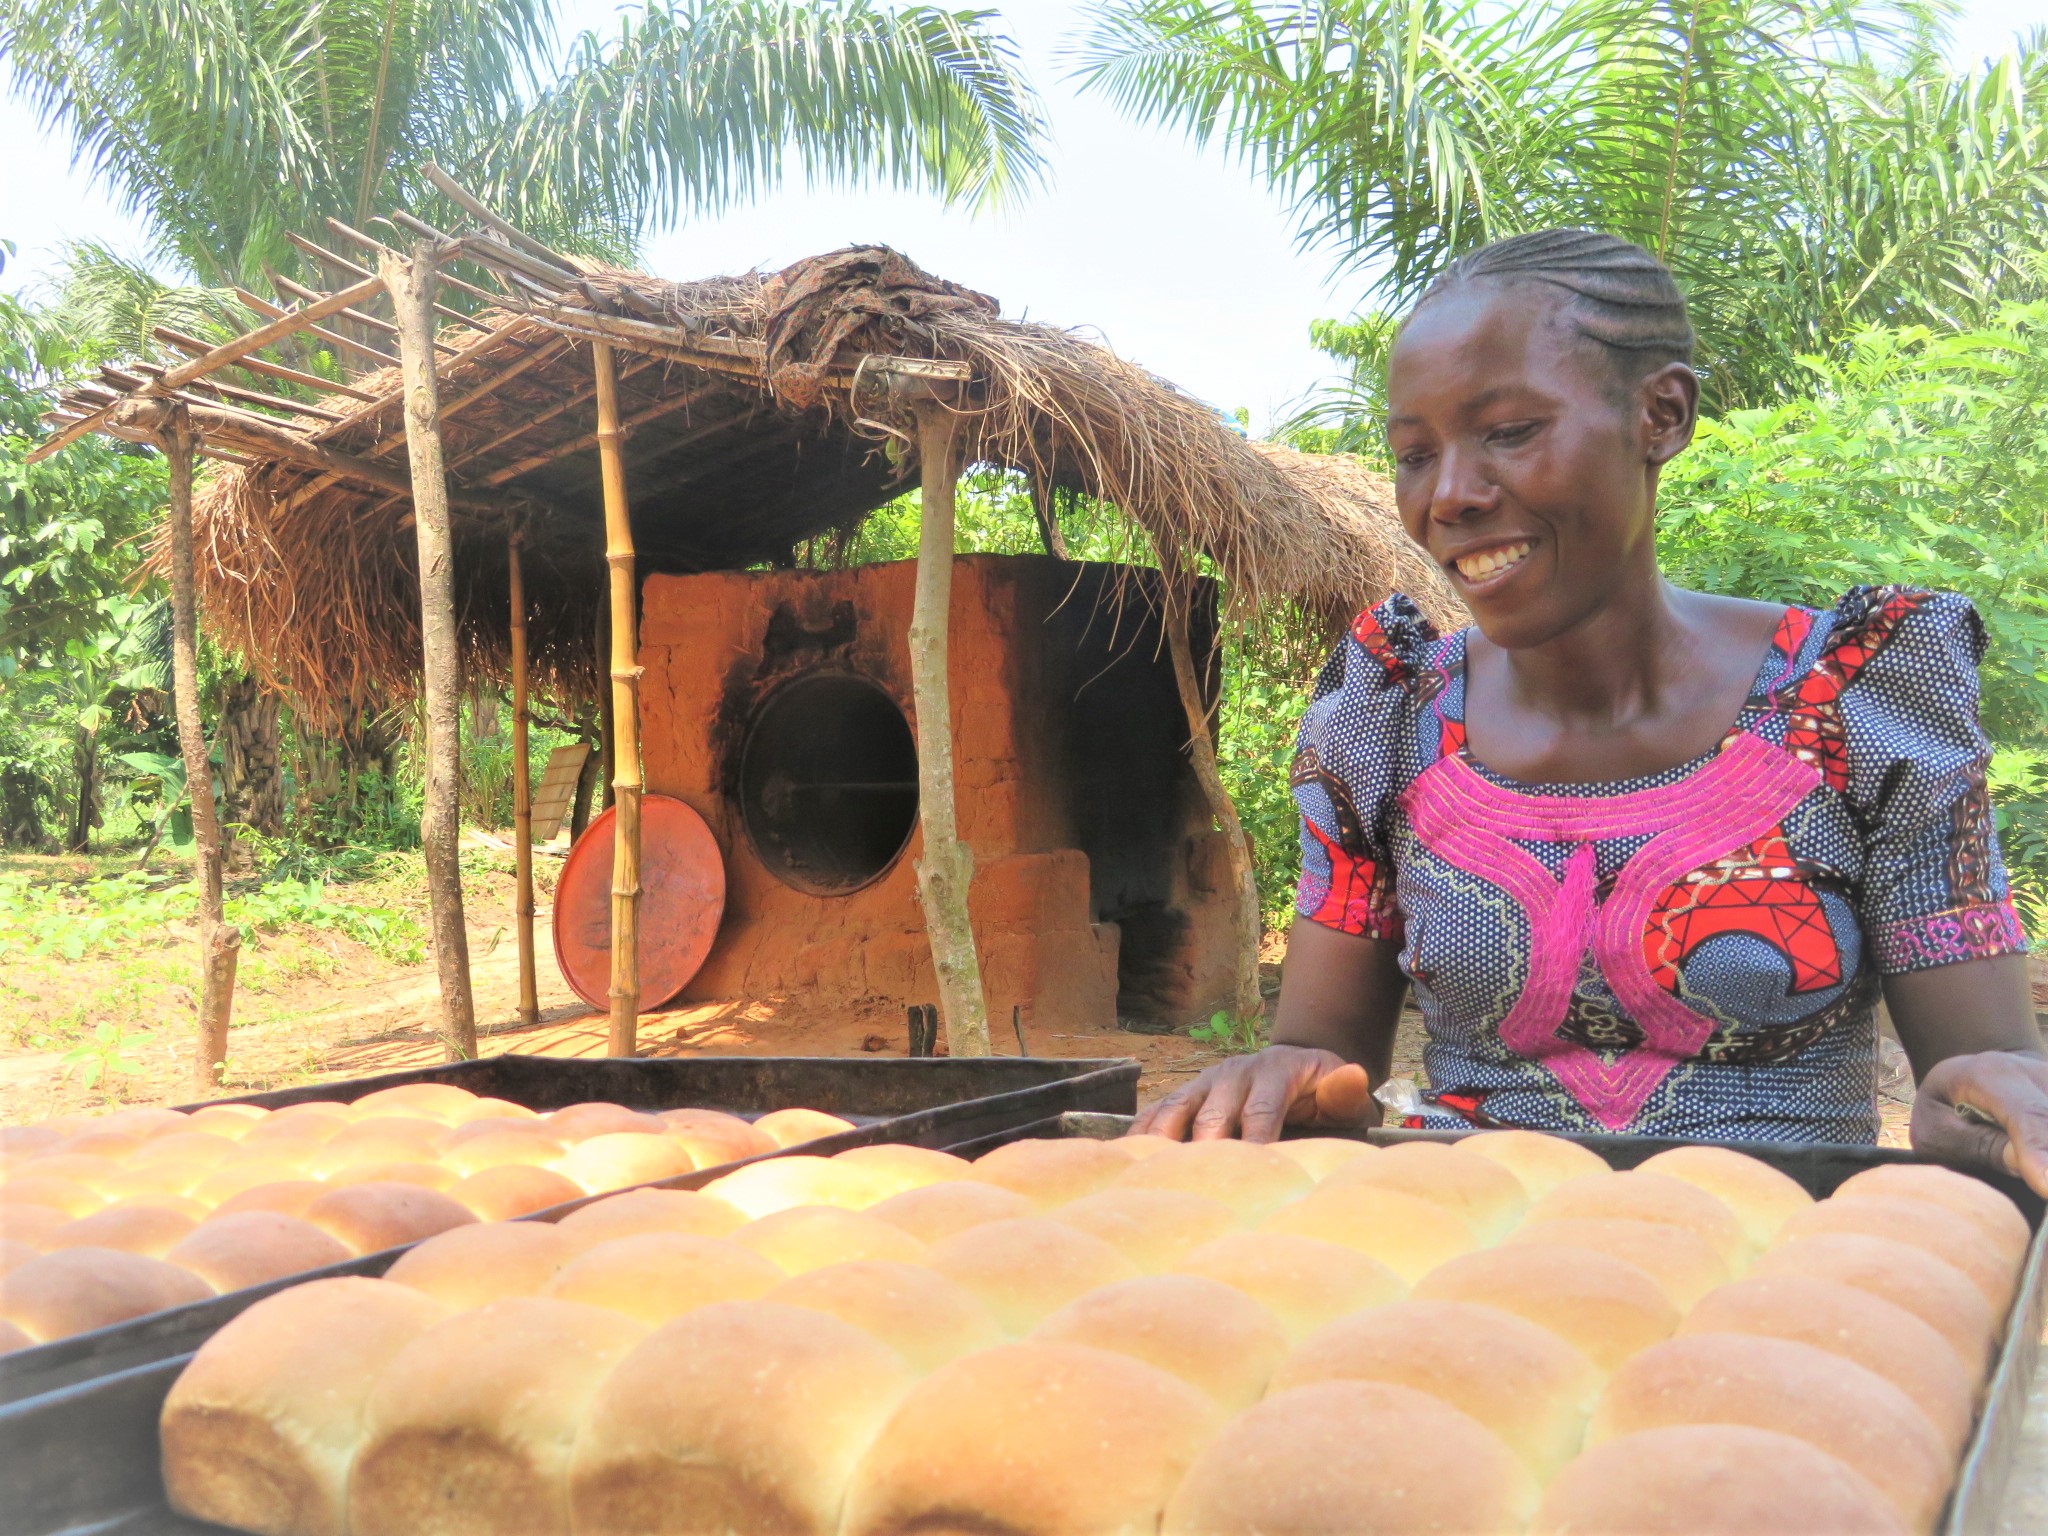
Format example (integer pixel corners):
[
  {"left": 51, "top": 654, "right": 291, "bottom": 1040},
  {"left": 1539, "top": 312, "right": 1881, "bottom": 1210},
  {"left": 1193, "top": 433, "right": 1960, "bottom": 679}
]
[{"left": 1292, "top": 586, "right": 2028, "bottom": 1144}]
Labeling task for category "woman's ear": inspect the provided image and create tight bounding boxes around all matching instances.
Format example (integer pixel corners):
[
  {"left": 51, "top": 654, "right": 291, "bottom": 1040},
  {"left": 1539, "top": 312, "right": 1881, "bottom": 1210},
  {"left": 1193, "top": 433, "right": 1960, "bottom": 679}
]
[{"left": 1640, "top": 362, "right": 1699, "bottom": 468}]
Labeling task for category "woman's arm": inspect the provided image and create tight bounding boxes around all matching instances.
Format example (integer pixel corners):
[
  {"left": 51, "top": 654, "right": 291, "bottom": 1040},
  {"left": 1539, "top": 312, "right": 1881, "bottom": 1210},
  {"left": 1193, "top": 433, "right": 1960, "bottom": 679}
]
[
  {"left": 1888, "top": 954, "right": 2048, "bottom": 1195},
  {"left": 1131, "top": 924, "right": 1409, "bottom": 1141}
]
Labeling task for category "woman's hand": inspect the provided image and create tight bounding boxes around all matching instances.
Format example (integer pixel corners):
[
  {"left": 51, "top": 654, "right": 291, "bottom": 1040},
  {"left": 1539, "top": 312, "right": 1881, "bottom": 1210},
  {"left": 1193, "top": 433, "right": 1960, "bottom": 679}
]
[
  {"left": 1910, "top": 1050, "right": 2048, "bottom": 1196},
  {"left": 1132, "top": 1045, "right": 1379, "bottom": 1143}
]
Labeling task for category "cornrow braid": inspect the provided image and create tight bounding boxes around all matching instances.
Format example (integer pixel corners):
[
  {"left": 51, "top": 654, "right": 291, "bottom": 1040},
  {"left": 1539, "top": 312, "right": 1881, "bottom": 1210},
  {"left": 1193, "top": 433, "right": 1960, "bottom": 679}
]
[{"left": 1411, "top": 229, "right": 1696, "bottom": 378}]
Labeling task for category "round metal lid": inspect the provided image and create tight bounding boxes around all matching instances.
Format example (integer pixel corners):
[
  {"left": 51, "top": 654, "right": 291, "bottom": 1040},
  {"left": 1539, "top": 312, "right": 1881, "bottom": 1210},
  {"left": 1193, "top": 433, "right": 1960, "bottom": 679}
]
[{"left": 552, "top": 793, "right": 727, "bottom": 1014}]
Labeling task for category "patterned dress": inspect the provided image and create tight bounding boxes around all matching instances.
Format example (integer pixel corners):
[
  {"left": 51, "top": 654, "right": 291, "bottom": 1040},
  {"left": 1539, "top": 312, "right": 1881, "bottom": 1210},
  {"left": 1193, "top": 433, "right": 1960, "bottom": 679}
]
[{"left": 1291, "top": 585, "right": 2028, "bottom": 1144}]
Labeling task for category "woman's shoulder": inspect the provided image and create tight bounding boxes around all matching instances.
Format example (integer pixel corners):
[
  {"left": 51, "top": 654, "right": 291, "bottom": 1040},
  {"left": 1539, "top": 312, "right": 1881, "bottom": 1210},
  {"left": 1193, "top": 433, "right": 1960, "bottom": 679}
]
[{"left": 1342, "top": 591, "right": 1466, "bottom": 692}]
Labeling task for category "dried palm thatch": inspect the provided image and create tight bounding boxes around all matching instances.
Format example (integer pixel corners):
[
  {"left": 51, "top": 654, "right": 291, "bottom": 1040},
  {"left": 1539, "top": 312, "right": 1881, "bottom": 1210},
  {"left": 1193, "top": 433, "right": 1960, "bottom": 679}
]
[{"left": 108, "top": 237, "right": 1457, "bottom": 725}]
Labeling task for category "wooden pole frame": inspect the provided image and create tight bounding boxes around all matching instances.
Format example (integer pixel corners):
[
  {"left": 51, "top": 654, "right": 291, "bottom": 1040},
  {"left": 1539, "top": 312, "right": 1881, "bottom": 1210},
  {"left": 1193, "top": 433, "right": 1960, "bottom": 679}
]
[
  {"left": 508, "top": 521, "right": 540, "bottom": 1030},
  {"left": 1161, "top": 559, "right": 1264, "bottom": 1026},
  {"left": 383, "top": 243, "right": 478, "bottom": 1061},
  {"left": 909, "top": 402, "right": 991, "bottom": 1057},
  {"left": 592, "top": 341, "right": 643, "bottom": 1056},
  {"left": 162, "top": 409, "right": 243, "bottom": 1093}
]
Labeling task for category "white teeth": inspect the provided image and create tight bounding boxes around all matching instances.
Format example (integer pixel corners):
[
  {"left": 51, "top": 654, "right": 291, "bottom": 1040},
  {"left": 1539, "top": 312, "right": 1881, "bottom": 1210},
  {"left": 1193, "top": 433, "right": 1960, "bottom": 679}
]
[{"left": 1454, "top": 541, "right": 1532, "bottom": 581}]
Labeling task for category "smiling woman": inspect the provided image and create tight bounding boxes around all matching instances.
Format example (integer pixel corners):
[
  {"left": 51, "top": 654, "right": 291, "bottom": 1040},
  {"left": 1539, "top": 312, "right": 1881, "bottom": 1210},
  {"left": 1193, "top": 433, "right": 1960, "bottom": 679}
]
[{"left": 1137, "top": 230, "right": 2048, "bottom": 1194}]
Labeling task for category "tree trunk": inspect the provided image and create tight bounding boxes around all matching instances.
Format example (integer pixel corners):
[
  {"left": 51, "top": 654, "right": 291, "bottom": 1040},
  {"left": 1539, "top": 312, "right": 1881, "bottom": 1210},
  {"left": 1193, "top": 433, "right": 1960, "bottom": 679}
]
[
  {"left": 217, "top": 673, "right": 284, "bottom": 865},
  {"left": 1163, "top": 566, "right": 1264, "bottom": 1025},
  {"left": 163, "top": 414, "right": 241, "bottom": 1095},
  {"left": 1, "top": 766, "right": 49, "bottom": 852},
  {"left": 66, "top": 727, "right": 100, "bottom": 854},
  {"left": 509, "top": 528, "right": 540, "bottom": 1029},
  {"left": 570, "top": 745, "right": 600, "bottom": 841},
  {"left": 384, "top": 244, "right": 477, "bottom": 1061},
  {"left": 909, "top": 403, "right": 990, "bottom": 1058},
  {"left": 592, "top": 341, "right": 643, "bottom": 1056}
]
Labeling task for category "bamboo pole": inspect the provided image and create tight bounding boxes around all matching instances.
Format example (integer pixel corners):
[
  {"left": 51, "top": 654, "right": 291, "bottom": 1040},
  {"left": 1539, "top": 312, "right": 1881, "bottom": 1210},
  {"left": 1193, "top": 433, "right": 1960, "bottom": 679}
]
[
  {"left": 508, "top": 524, "right": 539, "bottom": 1030},
  {"left": 592, "top": 341, "right": 642, "bottom": 1056},
  {"left": 383, "top": 244, "right": 478, "bottom": 1061},
  {"left": 163, "top": 410, "right": 242, "bottom": 1093},
  {"left": 1162, "top": 564, "right": 1264, "bottom": 1025},
  {"left": 908, "top": 403, "right": 991, "bottom": 1057}
]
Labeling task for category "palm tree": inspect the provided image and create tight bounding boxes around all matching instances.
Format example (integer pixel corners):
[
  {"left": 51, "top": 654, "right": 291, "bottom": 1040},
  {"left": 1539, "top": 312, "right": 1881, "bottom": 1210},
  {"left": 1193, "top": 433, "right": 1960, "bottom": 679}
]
[
  {"left": 1070, "top": 0, "right": 2046, "bottom": 407},
  {"left": 2, "top": 0, "right": 1047, "bottom": 287}
]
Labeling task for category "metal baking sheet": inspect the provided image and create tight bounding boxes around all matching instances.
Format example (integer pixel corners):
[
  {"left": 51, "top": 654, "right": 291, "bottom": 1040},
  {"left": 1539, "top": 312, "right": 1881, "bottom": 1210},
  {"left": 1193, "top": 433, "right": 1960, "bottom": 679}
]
[{"left": 0, "top": 1054, "right": 1137, "bottom": 1408}]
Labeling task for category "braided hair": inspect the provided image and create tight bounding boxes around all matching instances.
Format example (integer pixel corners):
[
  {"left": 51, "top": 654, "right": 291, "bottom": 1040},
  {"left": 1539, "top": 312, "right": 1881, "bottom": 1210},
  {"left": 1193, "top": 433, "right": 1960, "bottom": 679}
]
[{"left": 1409, "top": 230, "right": 1696, "bottom": 383}]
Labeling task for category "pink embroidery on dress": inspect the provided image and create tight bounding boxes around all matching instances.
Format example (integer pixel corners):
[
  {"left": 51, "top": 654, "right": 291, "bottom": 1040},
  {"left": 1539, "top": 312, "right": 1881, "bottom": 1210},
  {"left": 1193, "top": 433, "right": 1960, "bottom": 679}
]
[
  {"left": 1400, "top": 732, "right": 1823, "bottom": 1128},
  {"left": 1873, "top": 902, "right": 2026, "bottom": 972}
]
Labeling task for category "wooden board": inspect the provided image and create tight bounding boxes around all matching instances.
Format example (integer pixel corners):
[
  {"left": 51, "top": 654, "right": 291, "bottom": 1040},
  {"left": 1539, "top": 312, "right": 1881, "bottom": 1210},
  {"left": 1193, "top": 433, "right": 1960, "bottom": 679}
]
[{"left": 528, "top": 740, "right": 589, "bottom": 842}]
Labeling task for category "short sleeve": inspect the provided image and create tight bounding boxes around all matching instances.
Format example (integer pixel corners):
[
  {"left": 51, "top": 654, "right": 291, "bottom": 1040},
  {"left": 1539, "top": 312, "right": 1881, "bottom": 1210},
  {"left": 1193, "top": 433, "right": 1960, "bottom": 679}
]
[
  {"left": 1835, "top": 589, "right": 2029, "bottom": 974},
  {"left": 1290, "top": 603, "right": 1414, "bottom": 942}
]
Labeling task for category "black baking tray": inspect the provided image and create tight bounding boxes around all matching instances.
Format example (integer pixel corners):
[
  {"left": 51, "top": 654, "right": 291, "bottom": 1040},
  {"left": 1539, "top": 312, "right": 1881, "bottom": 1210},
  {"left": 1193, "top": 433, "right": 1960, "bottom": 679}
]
[
  {"left": 945, "top": 1113, "right": 2048, "bottom": 1536},
  {"left": 5, "top": 1113, "right": 2038, "bottom": 1536},
  {"left": 0, "top": 1054, "right": 1137, "bottom": 1409}
]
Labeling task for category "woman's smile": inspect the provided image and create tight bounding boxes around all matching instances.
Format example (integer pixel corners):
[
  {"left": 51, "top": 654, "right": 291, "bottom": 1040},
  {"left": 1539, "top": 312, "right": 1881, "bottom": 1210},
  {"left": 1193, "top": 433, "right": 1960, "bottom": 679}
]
[{"left": 1445, "top": 537, "right": 1536, "bottom": 592}]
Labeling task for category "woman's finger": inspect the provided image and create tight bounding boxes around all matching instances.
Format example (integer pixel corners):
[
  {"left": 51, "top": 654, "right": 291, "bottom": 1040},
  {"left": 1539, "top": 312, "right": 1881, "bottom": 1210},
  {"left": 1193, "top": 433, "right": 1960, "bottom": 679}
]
[
  {"left": 1912, "top": 1052, "right": 2048, "bottom": 1197},
  {"left": 1190, "top": 1061, "right": 1261, "bottom": 1141},
  {"left": 1309, "top": 1062, "right": 1376, "bottom": 1128},
  {"left": 1133, "top": 1076, "right": 1211, "bottom": 1140}
]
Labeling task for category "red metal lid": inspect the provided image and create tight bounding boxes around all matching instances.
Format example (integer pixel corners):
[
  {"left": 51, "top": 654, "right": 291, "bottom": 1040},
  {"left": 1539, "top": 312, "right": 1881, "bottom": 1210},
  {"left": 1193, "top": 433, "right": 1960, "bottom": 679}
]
[{"left": 552, "top": 793, "right": 727, "bottom": 1014}]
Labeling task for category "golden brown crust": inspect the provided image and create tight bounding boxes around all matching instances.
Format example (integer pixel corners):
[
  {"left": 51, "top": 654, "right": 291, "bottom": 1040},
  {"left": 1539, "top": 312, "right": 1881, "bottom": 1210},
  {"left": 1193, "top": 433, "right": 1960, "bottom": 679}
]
[
  {"left": 865, "top": 1179, "right": 1033, "bottom": 1242},
  {"left": 1415, "top": 1244, "right": 1680, "bottom": 1372},
  {"left": 553, "top": 1187, "right": 746, "bottom": 1244},
  {"left": 1260, "top": 1183, "right": 1476, "bottom": 1284},
  {"left": 1173, "top": 1231, "right": 1408, "bottom": 1341},
  {"left": 301, "top": 1182, "right": 477, "bottom": 1255},
  {"left": 383, "top": 1221, "right": 582, "bottom": 1308},
  {"left": 769, "top": 1260, "right": 1003, "bottom": 1372},
  {"left": 166, "top": 1213, "right": 353, "bottom": 1294},
  {"left": 1, "top": 1246, "right": 215, "bottom": 1342},
  {"left": 1048, "top": 1188, "right": 1238, "bottom": 1271},
  {"left": 1637, "top": 1145, "right": 1814, "bottom": 1251},
  {"left": 541, "top": 1232, "right": 784, "bottom": 1325},
  {"left": 1776, "top": 1194, "right": 2017, "bottom": 1313},
  {"left": 1320, "top": 1141, "right": 1529, "bottom": 1240},
  {"left": 1110, "top": 1139, "right": 1314, "bottom": 1221},
  {"left": 1505, "top": 1216, "right": 1730, "bottom": 1309},
  {"left": 1752, "top": 1233, "right": 1997, "bottom": 1377},
  {"left": 1032, "top": 1273, "right": 1287, "bottom": 1409},
  {"left": 920, "top": 1217, "right": 1141, "bottom": 1335}
]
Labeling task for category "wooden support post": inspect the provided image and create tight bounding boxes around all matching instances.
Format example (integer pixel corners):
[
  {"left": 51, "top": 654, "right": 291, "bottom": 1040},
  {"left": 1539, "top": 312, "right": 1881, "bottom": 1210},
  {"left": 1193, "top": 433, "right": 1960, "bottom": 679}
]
[
  {"left": 163, "top": 412, "right": 242, "bottom": 1093},
  {"left": 508, "top": 524, "right": 540, "bottom": 1030},
  {"left": 592, "top": 342, "right": 642, "bottom": 1056},
  {"left": 1162, "top": 564, "right": 1264, "bottom": 1026},
  {"left": 909, "top": 404, "right": 991, "bottom": 1057},
  {"left": 383, "top": 244, "right": 478, "bottom": 1061}
]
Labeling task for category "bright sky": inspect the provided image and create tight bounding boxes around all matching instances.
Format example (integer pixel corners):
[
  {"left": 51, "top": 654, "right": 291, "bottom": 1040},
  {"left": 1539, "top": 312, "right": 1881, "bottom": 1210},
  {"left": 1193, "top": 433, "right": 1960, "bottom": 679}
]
[{"left": 1, "top": 0, "right": 2038, "bottom": 432}]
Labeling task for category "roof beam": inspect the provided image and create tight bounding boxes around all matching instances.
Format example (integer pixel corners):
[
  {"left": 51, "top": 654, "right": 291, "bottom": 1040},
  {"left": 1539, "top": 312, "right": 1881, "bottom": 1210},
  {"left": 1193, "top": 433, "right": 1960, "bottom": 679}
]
[
  {"left": 423, "top": 163, "right": 587, "bottom": 274},
  {"left": 150, "top": 328, "right": 378, "bottom": 400},
  {"left": 234, "top": 288, "right": 399, "bottom": 369},
  {"left": 284, "top": 231, "right": 486, "bottom": 331}
]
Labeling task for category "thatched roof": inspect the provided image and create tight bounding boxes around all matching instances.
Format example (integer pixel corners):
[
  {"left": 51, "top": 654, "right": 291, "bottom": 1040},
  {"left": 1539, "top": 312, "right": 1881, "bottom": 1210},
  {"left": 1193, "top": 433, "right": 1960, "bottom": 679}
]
[{"left": 44, "top": 206, "right": 1458, "bottom": 721}]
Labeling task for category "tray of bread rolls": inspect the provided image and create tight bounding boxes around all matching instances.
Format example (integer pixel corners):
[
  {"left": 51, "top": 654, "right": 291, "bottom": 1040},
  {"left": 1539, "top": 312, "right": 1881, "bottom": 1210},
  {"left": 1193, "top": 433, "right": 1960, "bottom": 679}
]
[
  {"left": 0, "top": 1054, "right": 1140, "bottom": 1406},
  {"left": 0, "top": 1115, "right": 2039, "bottom": 1536}
]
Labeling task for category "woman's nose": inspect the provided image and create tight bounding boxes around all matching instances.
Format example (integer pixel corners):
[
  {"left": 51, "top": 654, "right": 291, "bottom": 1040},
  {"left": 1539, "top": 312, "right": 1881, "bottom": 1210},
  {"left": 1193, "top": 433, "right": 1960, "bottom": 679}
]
[{"left": 1429, "top": 448, "right": 1499, "bottom": 524}]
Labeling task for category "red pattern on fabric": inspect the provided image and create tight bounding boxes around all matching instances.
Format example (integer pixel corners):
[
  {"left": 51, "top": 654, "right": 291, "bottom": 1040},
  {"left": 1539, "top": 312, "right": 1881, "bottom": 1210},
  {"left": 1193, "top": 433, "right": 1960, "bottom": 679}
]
[
  {"left": 1777, "top": 588, "right": 1931, "bottom": 791},
  {"left": 1350, "top": 606, "right": 1412, "bottom": 686},
  {"left": 1643, "top": 828, "right": 1842, "bottom": 996},
  {"left": 1439, "top": 715, "right": 1467, "bottom": 758},
  {"left": 1301, "top": 818, "right": 1402, "bottom": 940}
]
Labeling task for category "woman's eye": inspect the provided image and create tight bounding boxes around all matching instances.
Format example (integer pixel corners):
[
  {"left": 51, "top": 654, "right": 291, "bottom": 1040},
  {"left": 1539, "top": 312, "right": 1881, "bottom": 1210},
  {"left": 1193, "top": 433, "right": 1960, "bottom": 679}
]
[
  {"left": 1395, "top": 448, "right": 1435, "bottom": 469},
  {"left": 1487, "top": 421, "right": 1540, "bottom": 446}
]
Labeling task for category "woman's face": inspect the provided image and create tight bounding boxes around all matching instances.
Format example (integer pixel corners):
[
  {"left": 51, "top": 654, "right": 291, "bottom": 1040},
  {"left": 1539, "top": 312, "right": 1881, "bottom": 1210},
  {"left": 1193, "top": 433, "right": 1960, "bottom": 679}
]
[{"left": 1384, "top": 281, "right": 1694, "bottom": 650}]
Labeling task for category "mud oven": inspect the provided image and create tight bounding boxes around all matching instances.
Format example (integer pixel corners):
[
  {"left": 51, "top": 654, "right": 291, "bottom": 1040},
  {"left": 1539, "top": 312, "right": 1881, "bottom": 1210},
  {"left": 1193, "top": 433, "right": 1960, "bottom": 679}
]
[{"left": 639, "top": 554, "right": 1241, "bottom": 1032}]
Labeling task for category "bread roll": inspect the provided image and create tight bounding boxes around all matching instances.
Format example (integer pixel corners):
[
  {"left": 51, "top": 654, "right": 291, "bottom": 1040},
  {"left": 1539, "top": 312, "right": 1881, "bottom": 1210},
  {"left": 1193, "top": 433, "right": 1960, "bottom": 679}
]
[
  {"left": 1832, "top": 1163, "right": 2031, "bottom": 1268},
  {"left": 14, "top": 1151, "right": 121, "bottom": 1186},
  {"left": 309, "top": 1117, "right": 448, "bottom": 1174},
  {"left": 1261, "top": 1184, "right": 1476, "bottom": 1284},
  {"left": 1049, "top": 1188, "right": 1238, "bottom": 1271},
  {"left": 161, "top": 1277, "right": 450, "bottom": 1536},
  {"left": 1322, "top": 1140, "right": 1529, "bottom": 1240},
  {"left": 52, "top": 1128, "right": 145, "bottom": 1160},
  {"left": 103, "top": 1105, "right": 190, "bottom": 1137},
  {"left": 0, "top": 1201, "right": 67, "bottom": 1248},
  {"left": 100, "top": 1158, "right": 222, "bottom": 1201},
  {"left": 1272, "top": 1298, "right": 1602, "bottom": 1478},
  {"left": 967, "top": 1137, "right": 1134, "bottom": 1205},
  {"left": 542, "top": 1232, "right": 784, "bottom": 1325},
  {"left": 185, "top": 1104, "right": 266, "bottom": 1139},
  {"left": 1536, "top": 1425, "right": 1907, "bottom": 1536},
  {"left": 1680, "top": 1274, "right": 1975, "bottom": 1453},
  {"left": 1174, "top": 1231, "right": 1407, "bottom": 1340},
  {"left": 1776, "top": 1193, "right": 2016, "bottom": 1311},
  {"left": 0, "top": 1316, "right": 31, "bottom": 1354},
  {"left": 1460, "top": 1129, "right": 1610, "bottom": 1198},
  {"left": 866, "top": 1178, "right": 1034, "bottom": 1242},
  {"left": 1, "top": 1175, "right": 105, "bottom": 1217},
  {"left": 1112, "top": 1139, "right": 1314, "bottom": 1221},
  {"left": 554, "top": 1187, "right": 745, "bottom": 1243},
  {"left": 0, "top": 1124, "right": 65, "bottom": 1159},
  {"left": 751, "top": 1106, "right": 857, "bottom": 1148},
  {"left": 384, "top": 1220, "right": 583, "bottom": 1308},
  {"left": 1753, "top": 1233, "right": 1997, "bottom": 1377},
  {"left": 1114, "top": 1132, "right": 1183, "bottom": 1160},
  {"left": 131, "top": 1131, "right": 240, "bottom": 1169},
  {"left": 1, "top": 1238, "right": 38, "bottom": 1275},
  {"left": 0, "top": 1246, "right": 215, "bottom": 1341},
  {"left": 1162, "top": 1380, "right": 1538, "bottom": 1536},
  {"left": 543, "top": 1102, "right": 667, "bottom": 1141},
  {"left": 1033, "top": 1273, "right": 1288, "bottom": 1409},
  {"left": 1525, "top": 1169, "right": 1747, "bottom": 1267},
  {"left": 700, "top": 1154, "right": 903, "bottom": 1218},
  {"left": 449, "top": 1164, "right": 584, "bottom": 1221},
  {"left": 166, "top": 1212, "right": 353, "bottom": 1294},
  {"left": 439, "top": 1126, "right": 565, "bottom": 1176},
  {"left": 215, "top": 1180, "right": 329, "bottom": 1220},
  {"left": 328, "top": 1160, "right": 459, "bottom": 1192},
  {"left": 920, "top": 1216, "right": 1141, "bottom": 1335},
  {"left": 302, "top": 1183, "right": 477, "bottom": 1254},
  {"left": 1416, "top": 1244, "right": 1680, "bottom": 1371},
  {"left": 193, "top": 1161, "right": 320, "bottom": 1207},
  {"left": 268, "top": 1099, "right": 358, "bottom": 1123},
  {"left": 843, "top": 1342, "right": 1220, "bottom": 1536},
  {"left": 1591, "top": 1334, "right": 1953, "bottom": 1529},
  {"left": 733, "top": 1205, "right": 927, "bottom": 1274},
  {"left": 46, "top": 1201, "right": 198, "bottom": 1257},
  {"left": 830, "top": 1143, "right": 973, "bottom": 1191},
  {"left": 555, "top": 1131, "right": 698, "bottom": 1194},
  {"left": 349, "top": 1083, "right": 484, "bottom": 1123},
  {"left": 1637, "top": 1144, "right": 1814, "bottom": 1250},
  {"left": 770, "top": 1259, "right": 1003, "bottom": 1371},
  {"left": 348, "top": 1297, "right": 645, "bottom": 1536},
  {"left": 657, "top": 1107, "right": 775, "bottom": 1163},
  {"left": 1507, "top": 1216, "right": 1731, "bottom": 1309},
  {"left": 241, "top": 1113, "right": 349, "bottom": 1147},
  {"left": 469, "top": 1097, "right": 538, "bottom": 1120},
  {"left": 572, "top": 1301, "right": 914, "bottom": 1536},
  {"left": 1271, "top": 1136, "right": 1376, "bottom": 1181}
]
